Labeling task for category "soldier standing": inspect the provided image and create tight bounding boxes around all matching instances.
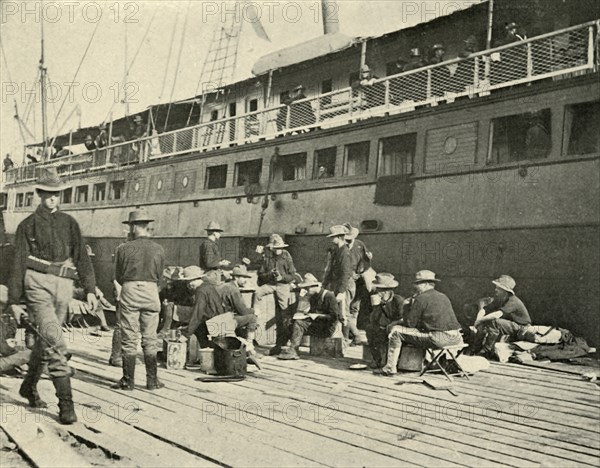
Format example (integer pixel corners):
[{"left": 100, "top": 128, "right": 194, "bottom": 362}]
[
  {"left": 8, "top": 167, "right": 97, "bottom": 424},
  {"left": 322, "top": 225, "right": 353, "bottom": 335},
  {"left": 255, "top": 234, "right": 297, "bottom": 356},
  {"left": 112, "top": 209, "right": 165, "bottom": 391},
  {"left": 199, "top": 221, "right": 231, "bottom": 271}
]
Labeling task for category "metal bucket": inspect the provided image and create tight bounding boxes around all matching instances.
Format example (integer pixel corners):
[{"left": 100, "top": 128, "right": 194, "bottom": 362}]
[
  {"left": 198, "top": 347, "right": 216, "bottom": 374},
  {"left": 213, "top": 336, "right": 247, "bottom": 377}
]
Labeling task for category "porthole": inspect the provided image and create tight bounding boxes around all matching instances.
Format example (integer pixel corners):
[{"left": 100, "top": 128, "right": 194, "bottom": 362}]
[
  {"left": 157, "top": 179, "right": 163, "bottom": 190},
  {"left": 134, "top": 182, "right": 140, "bottom": 192},
  {"left": 443, "top": 136, "right": 458, "bottom": 155},
  {"left": 182, "top": 176, "right": 189, "bottom": 188}
]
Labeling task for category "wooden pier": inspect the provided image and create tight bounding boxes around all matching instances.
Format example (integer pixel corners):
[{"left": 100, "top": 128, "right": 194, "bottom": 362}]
[{"left": 1, "top": 329, "right": 599, "bottom": 467}]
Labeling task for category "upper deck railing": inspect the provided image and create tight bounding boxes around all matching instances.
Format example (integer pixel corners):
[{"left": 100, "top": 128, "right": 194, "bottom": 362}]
[{"left": 4, "top": 21, "right": 598, "bottom": 185}]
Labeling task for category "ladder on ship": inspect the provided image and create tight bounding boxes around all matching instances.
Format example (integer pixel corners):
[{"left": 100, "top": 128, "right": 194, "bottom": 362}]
[{"left": 199, "top": 9, "right": 242, "bottom": 89}]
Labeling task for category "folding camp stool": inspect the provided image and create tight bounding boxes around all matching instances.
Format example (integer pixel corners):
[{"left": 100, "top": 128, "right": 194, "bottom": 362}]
[{"left": 420, "top": 343, "right": 469, "bottom": 382}]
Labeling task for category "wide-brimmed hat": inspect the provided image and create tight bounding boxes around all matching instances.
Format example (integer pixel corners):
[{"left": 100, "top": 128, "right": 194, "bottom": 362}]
[
  {"left": 133, "top": 115, "right": 143, "bottom": 123},
  {"left": 99, "top": 123, "right": 107, "bottom": 130},
  {"left": 360, "top": 64, "right": 371, "bottom": 73},
  {"left": 298, "top": 273, "right": 321, "bottom": 289},
  {"left": 85, "top": 134, "right": 93, "bottom": 141},
  {"left": 122, "top": 209, "right": 154, "bottom": 225},
  {"left": 506, "top": 22, "right": 518, "bottom": 30},
  {"left": 410, "top": 48, "right": 421, "bottom": 57},
  {"left": 232, "top": 265, "right": 252, "bottom": 278},
  {"left": 326, "top": 225, "right": 349, "bottom": 238},
  {"left": 432, "top": 43, "right": 445, "bottom": 51},
  {"left": 492, "top": 275, "right": 516, "bottom": 295},
  {"left": 293, "top": 84, "right": 305, "bottom": 91},
  {"left": 34, "top": 166, "right": 68, "bottom": 192},
  {"left": 413, "top": 270, "right": 440, "bottom": 284},
  {"left": 343, "top": 223, "right": 359, "bottom": 240},
  {"left": 206, "top": 220, "right": 224, "bottom": 232},
  {"left": 268, "top": 233, "right": 288, "bottom": 249},
  {"left": 181, "top": 265, "right": 205, "bottom": 281},
  {"left": 372, "top": 273, "right": 398, "bottom": 289}
]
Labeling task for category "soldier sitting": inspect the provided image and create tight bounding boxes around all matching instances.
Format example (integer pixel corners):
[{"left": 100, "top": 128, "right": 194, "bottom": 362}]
[{"left": 278, "top": 273, "right": 343, "bottom": 361}]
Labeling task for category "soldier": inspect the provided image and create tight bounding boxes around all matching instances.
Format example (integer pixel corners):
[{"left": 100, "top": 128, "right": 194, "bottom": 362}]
[
  {"left": 219, "top": 265, "right": 258, "bottom": 344},
  {"left": 379, "top": 270, "right": 462, "bottom": 376},
  {"left": 8, "top": 167, "right": 97, "bottom": 424},
  {"left": 343, "top": 223, "right": 372, "bottom": 345},
  {"left": 366, "top": 274, "right": 404, "bottom": 369},
  {"left": 255, "top": 234, "right": 297, "bottom": 356},
  {"left": 322, "top": 225, "right": 353, "bottom": 338},
  {"left": 112, "top": 209, "right": 165, "bottom": 391},
  {"left": 182, "top": 268, "right": 224, "bottom": 348},
  {"left": 199, "top": 221, "right": 231, "bottom": 271},
  {"left": 278, "top": 274, "right": 342, "bottom": 361}
]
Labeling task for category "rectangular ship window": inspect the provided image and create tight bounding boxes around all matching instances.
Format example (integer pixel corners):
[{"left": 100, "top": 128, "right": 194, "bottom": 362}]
[
  {"left": 314, "top": 147, "right": 336, "bottom": 179},
  {"left": 109, "top": 180, "right": 125, "bottom": 200},
  {"left": 15, "top": 193, "right": 24, "bottom": 208},
  {"left": 24, "top": 192, "right": 33, "bottom": 207},
  {"left": 378, "top": 133, "right": 417, "bottom": 177},
  {"left": 488, "top": 109, "right": 551, "bottom": 164},
  {"left": 321, "top": 79, "right": 333, "bottom": 105},
  {"left": 564, "top": 101, "right": 600, "bottom": 156},
  {"left": 274, "top": 152, "right": 307, "bottom": 182},
  {"left": 75, "top": 185, "right": 89, "bottom": 203},
  {"left": 61, "top": 188, "right": 72, "bottom": 204},
  {"left": 206, "top": 164, "right": 228, "bottom": 189},
  {"left": 93, "top": 183, "right": 106, "bottom": 201},
  {"left": 344, "top": 141, "right": 370, "bottom": 176},
  {"left": 235, "top": 159, "right": 262, "bottom": 186}
]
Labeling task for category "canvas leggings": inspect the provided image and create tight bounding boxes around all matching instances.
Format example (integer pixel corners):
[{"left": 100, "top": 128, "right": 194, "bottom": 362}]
[
  {"left": 119, "top": 282, "right": 160, "bottom": 355},
  {"left": 255, "top": 283, "right": 291, "bottom": 346},
  {"left": 23, "top": 269, "right": 74, "bottom": 378}
]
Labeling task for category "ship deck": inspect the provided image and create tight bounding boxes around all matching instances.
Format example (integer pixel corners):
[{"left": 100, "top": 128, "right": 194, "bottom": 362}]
[{"left": 1, "top": 330, "right": 599, "bottom": 467}]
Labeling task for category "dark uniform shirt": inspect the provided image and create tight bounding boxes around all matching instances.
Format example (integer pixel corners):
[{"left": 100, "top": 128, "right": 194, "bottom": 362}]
[
  {"left": 371, "top": 294, "right": 405, "bottom": 329},
  {"left": 404, "top": 288, "right": 461, "bottom": 332},
  {"left": 257, "top": 250, "right": 296, "bottom": 286},
  {"left": 219, "top": 281, "right": 254, "bottom": 316},
  {"left": 9, "top": 205, "right": 96, "bottom": 305},
  {"left": 115, "top": 237, "right": 164, "bottom": 284},
  {"left": 199, "top": 238, "right": 222, "bottom": 270},
  {"left": 323, "top": 244, "right": 352, "bottom": 296},
  {"left": 308, "top": 288, "right": 342, "bottom": 321},
  {"left": 485, "top": 294, "right": 531, "bottom": 325},
  {"left": 185, "top": 279, "right": 225, "bottom": 338},
  {"left": 347, "top": 239, "right": 371, "bottom": 275}
]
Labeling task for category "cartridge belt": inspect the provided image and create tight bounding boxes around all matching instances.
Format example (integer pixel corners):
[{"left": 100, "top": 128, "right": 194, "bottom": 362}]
[{"left": 26, "top": 256, "right": 79, "bottom": 280}]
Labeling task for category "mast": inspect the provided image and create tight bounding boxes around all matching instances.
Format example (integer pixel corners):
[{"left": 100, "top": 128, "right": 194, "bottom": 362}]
[
  {"left": 40, "top": 12, "right": 48, "bottom": 159},
  {"left": 123, "top": 22, "right": 129, "bottom": 115}
]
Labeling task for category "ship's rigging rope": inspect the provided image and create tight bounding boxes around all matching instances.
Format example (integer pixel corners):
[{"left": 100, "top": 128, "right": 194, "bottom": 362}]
[
  {"left": 102, "top": 6, "right": 158, "bottom": 124},
  {"left": 48, "top": 15, "right": 102, "bottom": 151},
  {"left": 163, "top": 0, "right": 192, "bottom": 132},
  {"left": 158, "top": 4, "right": 180, "bottom": 104}
]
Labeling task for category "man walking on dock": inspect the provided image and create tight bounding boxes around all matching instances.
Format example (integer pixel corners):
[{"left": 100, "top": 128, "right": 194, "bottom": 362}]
[{"left": 8, "top": 167, "right": 97, "bottom": 424}]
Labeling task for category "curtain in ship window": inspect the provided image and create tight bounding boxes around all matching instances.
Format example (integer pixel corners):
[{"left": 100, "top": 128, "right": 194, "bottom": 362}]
[{"left": 378, "top": 134, "right": 416, "bottom": 177}]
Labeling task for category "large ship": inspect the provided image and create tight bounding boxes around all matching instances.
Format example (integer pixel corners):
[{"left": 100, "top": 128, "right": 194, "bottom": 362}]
[{"left": 2, "top": 0, "right": 599, "bottom": 345}]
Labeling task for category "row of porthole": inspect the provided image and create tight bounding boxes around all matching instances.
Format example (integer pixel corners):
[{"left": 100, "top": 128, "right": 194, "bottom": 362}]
[{"left": 132, "top": 175, "right": 190, "bottom": 192}]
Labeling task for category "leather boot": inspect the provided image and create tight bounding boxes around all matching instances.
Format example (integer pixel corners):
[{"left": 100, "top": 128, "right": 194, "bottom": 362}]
[
  {"left": 111, "top": 354, "right": 135, "bottom": 390},
  {"left": 144, "top": 354, "right": 165, "bottom": 390},
  {"left": 108, "top": 328, "right": 122, "bottom": 367},
  {"left": 52, "top": 376, "right": 77, "bottom": 425},
  {"left": 19, "top": 348, "right": 47, "bottom": 408},
  {"left": 380, "top": 344, "right": 401, "bottom": 376},
  {"left": 481, "top": 329, "right": 500, "bottom": 357}
]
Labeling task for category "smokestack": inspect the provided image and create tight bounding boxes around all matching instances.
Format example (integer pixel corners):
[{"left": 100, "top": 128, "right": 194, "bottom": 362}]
[{"left": 321, "top": 0, "right": 340, "bottom": 35}]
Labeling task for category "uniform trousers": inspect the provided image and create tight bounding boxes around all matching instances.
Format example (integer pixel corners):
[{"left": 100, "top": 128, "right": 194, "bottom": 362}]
[
  {"left": 24, "top": 269, "right": 74, "bottom": 378},
  {"left": 119, "top": 281, "right": 160, "bottom": 355}
]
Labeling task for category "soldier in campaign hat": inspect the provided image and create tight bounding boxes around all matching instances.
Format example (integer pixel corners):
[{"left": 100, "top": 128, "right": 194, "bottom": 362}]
[
  {"left": 199, "top": 220, "right": 231, "bottom": 271},
  {"left": 378, "top": 270, "right": 463, "bottom": 376},
  {"left": 112, "top": 209, "right": 165, "bottom": 392},
  {"left": 8, "top": 167, "right": 98, "bottom": 424}
]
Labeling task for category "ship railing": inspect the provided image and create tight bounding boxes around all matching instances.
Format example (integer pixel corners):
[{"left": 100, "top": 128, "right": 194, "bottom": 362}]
[{"left": 3, "top": 21, "right": 597, "bottom": 184}]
